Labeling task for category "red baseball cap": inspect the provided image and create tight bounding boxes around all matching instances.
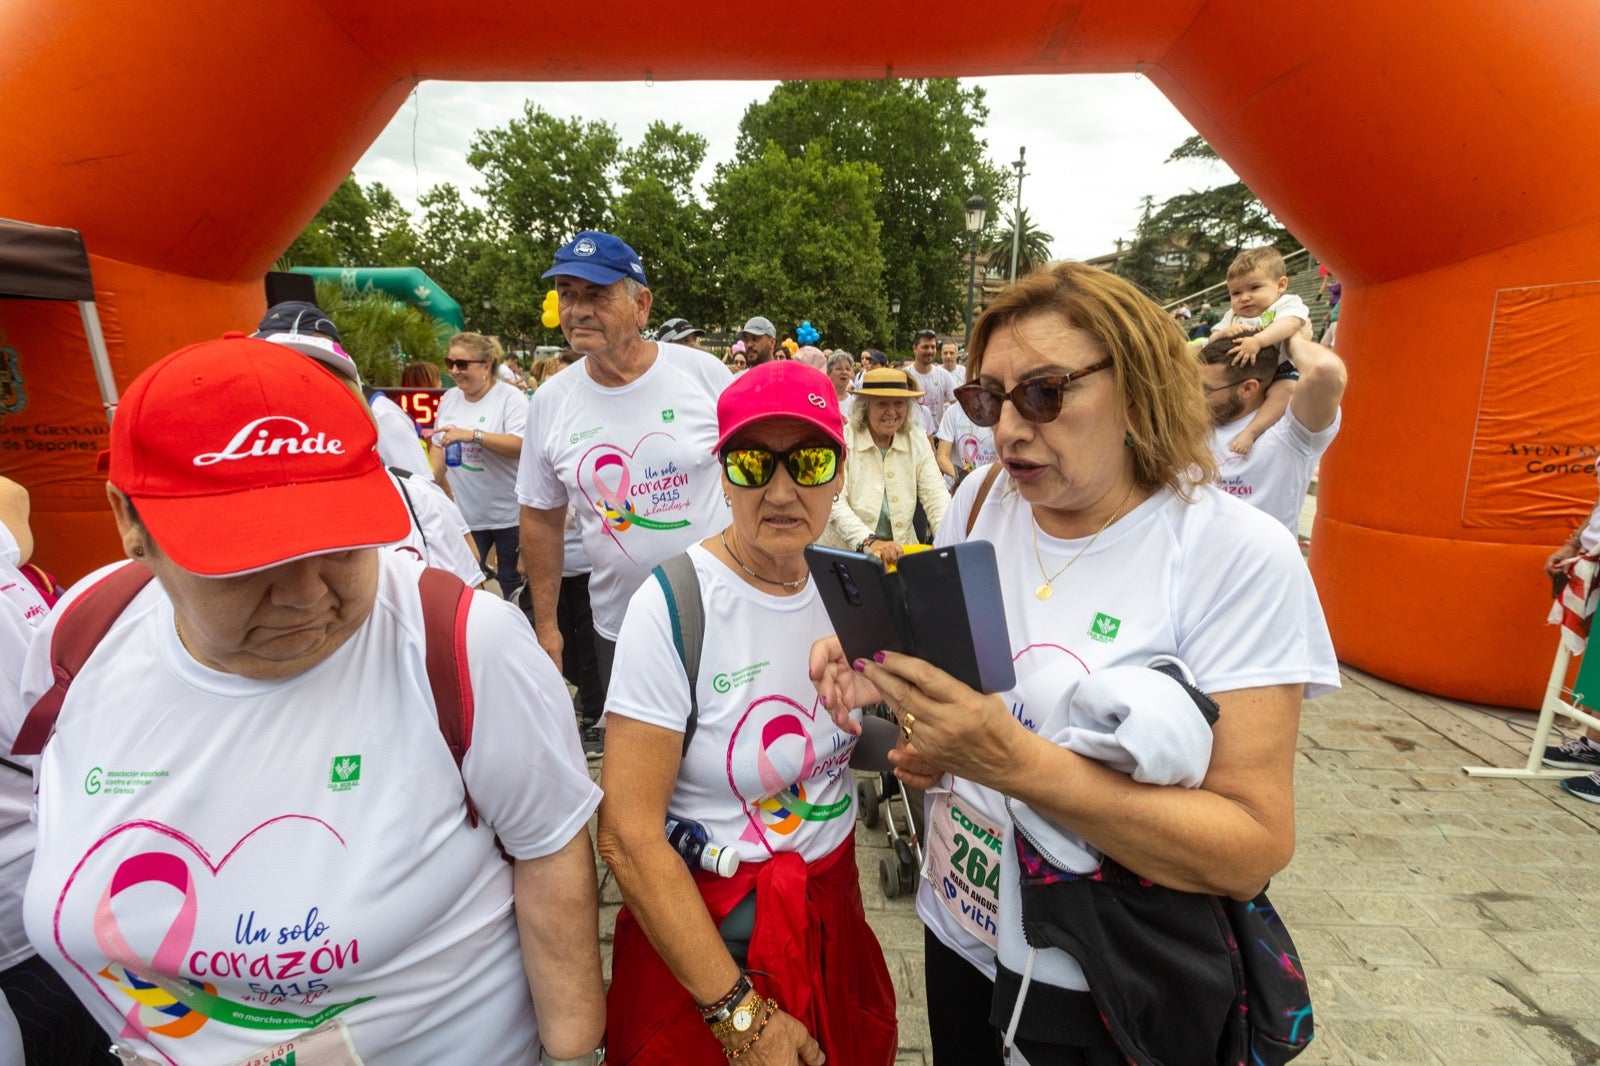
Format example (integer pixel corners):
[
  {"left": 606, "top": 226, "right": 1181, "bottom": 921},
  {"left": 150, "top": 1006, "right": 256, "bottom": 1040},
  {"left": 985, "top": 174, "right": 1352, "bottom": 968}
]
[
  {"left": 714, "top": 360, "right": 845, "bottom": 453},
  {"left": 107, "top": 336, "right": 410, "bottom": 576}
]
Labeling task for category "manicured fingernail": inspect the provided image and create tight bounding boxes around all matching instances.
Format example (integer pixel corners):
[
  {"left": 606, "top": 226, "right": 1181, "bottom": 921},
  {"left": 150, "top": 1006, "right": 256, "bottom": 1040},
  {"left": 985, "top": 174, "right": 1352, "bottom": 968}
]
[
  {"left": 852, "top": 659, "right": 868, "bottom": 673},
  {"left": 872, "top": 651, "right": 888, "bottom": 663}
]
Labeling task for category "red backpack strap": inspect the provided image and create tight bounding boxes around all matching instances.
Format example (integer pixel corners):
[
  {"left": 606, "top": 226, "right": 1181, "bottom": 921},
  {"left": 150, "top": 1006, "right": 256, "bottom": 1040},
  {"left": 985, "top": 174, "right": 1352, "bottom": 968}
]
[
  {"left": 417, "top": 567, "right": 478, "bottom": 825},
  {"left": 12, "top": 563, "right": 155, "bottom": 756}
]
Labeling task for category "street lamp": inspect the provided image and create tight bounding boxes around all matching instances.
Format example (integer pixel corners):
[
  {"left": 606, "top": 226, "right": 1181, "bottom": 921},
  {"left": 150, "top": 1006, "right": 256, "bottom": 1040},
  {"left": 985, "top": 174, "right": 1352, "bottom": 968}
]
[
  {"left": 964, "top": 192, "right": 988, "bottom": 348},
  {"left": 890, "top": 297, "right": 901, "bottom": 355},
  {"left": 480, "top": 295, "right": 492, "bottom": 333},
  {"left": 1009, "top": 147, "right": 1027, "bottom": 284}
]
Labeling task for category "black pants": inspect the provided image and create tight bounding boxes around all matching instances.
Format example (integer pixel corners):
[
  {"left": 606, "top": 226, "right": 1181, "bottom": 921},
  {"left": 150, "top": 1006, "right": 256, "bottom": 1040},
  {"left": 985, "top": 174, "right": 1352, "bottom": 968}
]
[
  {"left": 595, "top": 634, "right": 617, "bottom": 690},
  {"left": 924, "top": 927, "right": 1002, "bottom": 1066},
  {"left": 471, "top": 526, "right": 520, "bottom": 600},
  {"left": 0, "top": 953, "right": 114, "bottom": 1064},
  {"left": 558, "top": 573, "right": 606, "bottom": 725}
]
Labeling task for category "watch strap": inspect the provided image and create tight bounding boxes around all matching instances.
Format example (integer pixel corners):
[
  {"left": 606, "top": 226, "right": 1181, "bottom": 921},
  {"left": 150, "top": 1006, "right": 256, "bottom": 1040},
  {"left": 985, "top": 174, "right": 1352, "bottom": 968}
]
[
  {"left": 539, "top": 1042, "right": 605, "bottom": 1066},
  {"left": 700, "top": 974, "right": 754, "bottom": 1025}
]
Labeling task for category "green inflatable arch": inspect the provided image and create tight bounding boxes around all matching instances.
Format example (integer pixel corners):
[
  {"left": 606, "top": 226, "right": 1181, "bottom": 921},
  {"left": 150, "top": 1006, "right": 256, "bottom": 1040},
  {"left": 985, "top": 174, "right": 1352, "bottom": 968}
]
[{"left": 292, "top": 266, "right": 465, "bottom": 332}]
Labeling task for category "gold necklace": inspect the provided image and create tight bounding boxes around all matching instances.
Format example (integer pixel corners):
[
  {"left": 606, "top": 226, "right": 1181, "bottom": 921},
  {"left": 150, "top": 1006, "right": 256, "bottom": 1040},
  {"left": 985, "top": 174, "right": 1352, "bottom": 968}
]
[
  {"left": 1030, "top": 483, "right": 1137, "bottom": 601},
  {"left": 720, "top": 532, "right": 808, "bottom": 591}
]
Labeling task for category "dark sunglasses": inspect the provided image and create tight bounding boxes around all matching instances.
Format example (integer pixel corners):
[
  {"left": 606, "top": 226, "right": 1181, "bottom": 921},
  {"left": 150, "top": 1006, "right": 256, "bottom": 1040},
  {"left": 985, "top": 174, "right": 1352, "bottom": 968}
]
[
  {"left": 953, "top": 358, "right": 1113, "bottom": 427},
  {"left": 721, "top": 444, "right": 841, "bottom": 488},
  {"left": 445, "top": 358, "right": 487, "bottom": 371}
]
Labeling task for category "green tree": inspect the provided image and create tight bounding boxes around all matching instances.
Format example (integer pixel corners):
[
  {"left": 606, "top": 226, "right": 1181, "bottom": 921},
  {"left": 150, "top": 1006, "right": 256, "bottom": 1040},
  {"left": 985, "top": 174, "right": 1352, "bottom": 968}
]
[
  {"left": 313, "top": 280, "right": 450, "bottom": 386},
  {"left": 282, "top": 176, "right": 380, "bottom": 267},
  {"left": 709, "top": 142, "right": 885, "bottom": 352},
  {"left": 735, "top": 80, "right": 1009, "bottom": 345},
  {"left": 1111, "top": 138, "right": 1301, "bottom": 299},
  {"left": 984, "top": 206, "right": 1054, "bottom": 281},
  {"left": 280, "top": 175, "right": 420, "bottom": 272},
  {"left": 467, "top": 103, "right": 619, "bottom": 251},
  {"left": 613, "top": 122, "right": 716, "bottom": 330}
]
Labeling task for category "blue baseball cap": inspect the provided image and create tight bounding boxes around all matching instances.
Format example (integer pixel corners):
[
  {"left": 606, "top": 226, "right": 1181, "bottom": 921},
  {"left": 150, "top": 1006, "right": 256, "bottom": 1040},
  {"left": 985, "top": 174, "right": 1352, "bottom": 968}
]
[{"left": 541, "top": 230, "right": 649, "bottom": 287}]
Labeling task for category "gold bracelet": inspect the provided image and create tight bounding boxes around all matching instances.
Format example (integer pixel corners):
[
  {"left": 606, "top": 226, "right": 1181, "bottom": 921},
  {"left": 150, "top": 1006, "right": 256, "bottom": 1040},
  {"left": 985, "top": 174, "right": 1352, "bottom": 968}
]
[{"left": 724, "top": 999, "right": 778, "bottom": 1060}]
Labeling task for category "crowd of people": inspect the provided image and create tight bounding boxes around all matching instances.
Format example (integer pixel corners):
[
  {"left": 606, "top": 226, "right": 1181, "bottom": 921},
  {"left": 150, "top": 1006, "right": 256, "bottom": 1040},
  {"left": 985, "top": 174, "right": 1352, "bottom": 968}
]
[{"left": 23, "top": 220, "right": 1600, "bottom": 1066}]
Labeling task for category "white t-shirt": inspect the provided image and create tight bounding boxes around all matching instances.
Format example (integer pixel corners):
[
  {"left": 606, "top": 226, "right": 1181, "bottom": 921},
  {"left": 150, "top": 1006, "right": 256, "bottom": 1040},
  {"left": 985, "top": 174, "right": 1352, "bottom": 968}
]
[
  {"left": 1211, "top": 407, "right": 1341, "bottom": 535},
  {"left": 1573, "top": 463, "right": 1600, "bottom": 553},
  {"left": 936, "top": 404, "right": 999, "bottom": 473},
  {"left": 906, "top": 363, "right": 959, "bottom": 436},
  {"left": 517, "top": 342, "right": 732, "bottom": 640},
  {"left": 388, "top": 470, "right": 485, "bottom": 587},
  {"left": 916, "top": 470, "right": 1340, "bottom": 979},
  {"left": 605, "top": 544, "right": 861, "bottom": 863},
  {"left": 5, "top": 552, "right": 600, "bottom": 1065},
  {"left": 562, "top": 507, "right": 591, "bottom": 579},
  {"left": 1216, "top": 292, "right": 1312, "bottom": 338},
  {"left": 370, "top": 391, "right": 431, "bottom": 480},
  {"left": 0, "top": 523, "right": 47, "bottom": 971},
  {"left": 435, "top": 381, "right": 527, "bottom": 529}
]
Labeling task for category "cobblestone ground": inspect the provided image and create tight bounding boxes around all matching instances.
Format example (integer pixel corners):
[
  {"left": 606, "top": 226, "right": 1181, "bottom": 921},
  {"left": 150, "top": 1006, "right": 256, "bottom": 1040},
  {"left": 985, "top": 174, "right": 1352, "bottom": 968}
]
[{"left": 591, "top": 664, "right": 1600, "bottom": 1064}]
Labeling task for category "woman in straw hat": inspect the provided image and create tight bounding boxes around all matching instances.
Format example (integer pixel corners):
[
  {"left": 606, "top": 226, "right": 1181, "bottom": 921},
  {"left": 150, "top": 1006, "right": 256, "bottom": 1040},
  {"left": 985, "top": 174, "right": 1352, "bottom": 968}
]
[{"left": 822, "top": 367, "right": 951, "bottom": 566}]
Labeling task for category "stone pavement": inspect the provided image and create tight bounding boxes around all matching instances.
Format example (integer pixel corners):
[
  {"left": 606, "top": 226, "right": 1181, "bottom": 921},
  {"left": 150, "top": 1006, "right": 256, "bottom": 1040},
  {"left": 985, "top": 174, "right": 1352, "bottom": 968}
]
[{"left": 592, "top": 664, "right": 1600, "bottom": 1064}]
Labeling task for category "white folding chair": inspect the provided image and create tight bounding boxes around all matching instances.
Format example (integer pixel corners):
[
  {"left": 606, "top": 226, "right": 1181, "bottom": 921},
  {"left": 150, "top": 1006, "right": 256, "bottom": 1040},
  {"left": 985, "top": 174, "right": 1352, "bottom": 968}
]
[{"left": 1465, "top": 635, "right": 1600, "bottom": 778}]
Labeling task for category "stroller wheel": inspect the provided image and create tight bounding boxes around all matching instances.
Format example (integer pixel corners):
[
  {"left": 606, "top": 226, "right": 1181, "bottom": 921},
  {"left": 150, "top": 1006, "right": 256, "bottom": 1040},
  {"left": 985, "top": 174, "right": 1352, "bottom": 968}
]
[
  {"left": 894, "top": 838, "right": 916, "bottom": 881},
  {"left": 858, "top": 779, "right": 881, "bottom": 829},
  {"left": 879, "top": 856, "right": 902, "bottom": 899}
]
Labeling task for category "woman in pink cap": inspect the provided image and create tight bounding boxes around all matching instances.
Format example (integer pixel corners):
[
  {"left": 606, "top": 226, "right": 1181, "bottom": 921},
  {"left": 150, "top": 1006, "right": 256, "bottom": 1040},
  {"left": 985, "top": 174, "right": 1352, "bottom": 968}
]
[{"left": 598, "top": 360, "right": 897, "bottom": 1066}]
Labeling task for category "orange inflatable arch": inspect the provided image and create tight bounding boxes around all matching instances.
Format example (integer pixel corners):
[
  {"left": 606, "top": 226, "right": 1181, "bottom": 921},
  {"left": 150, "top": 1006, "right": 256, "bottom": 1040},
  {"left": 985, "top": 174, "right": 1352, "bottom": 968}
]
[{"left": 3, "top": 2, "right": 1599, "bottom": 708}]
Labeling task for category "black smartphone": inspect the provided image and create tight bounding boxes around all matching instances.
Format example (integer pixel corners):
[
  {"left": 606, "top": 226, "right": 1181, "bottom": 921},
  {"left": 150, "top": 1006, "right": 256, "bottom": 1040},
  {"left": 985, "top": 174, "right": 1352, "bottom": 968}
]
[
  {"left": 804, "top": 542, "right": 1015, "bottom": 694},
  {"left": 898, "top": 542, "right": 1016, "bottom": 694},
  {"left": 804, "top": 545, "right": 914, "bottom": 667}
]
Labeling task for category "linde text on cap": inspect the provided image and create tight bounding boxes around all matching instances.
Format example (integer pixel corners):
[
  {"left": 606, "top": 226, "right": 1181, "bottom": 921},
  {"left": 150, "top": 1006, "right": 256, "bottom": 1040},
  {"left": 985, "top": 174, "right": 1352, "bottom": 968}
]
[{"left": 193, "top": 416, "right": 347, "bottom": 466}]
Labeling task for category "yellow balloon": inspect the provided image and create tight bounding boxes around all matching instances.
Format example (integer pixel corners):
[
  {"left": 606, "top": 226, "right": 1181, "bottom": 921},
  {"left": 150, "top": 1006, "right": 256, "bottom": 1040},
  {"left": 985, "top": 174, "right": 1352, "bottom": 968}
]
[{"left": 541, "top": 290, "right": 560, "bottom": 329}]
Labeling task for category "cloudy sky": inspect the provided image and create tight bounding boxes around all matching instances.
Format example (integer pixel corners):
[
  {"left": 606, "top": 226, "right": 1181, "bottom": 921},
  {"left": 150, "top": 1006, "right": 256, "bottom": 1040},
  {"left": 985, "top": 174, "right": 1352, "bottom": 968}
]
[{"left": 353, "top": 74, "right": 1239, "bottom": 263}]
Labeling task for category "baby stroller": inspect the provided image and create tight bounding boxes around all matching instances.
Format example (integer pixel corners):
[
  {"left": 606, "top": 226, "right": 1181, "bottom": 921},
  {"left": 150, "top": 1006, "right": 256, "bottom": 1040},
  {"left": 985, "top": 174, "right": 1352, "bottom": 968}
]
[{"left": 856, "top": 704, "right": 925, "bottom": 899}]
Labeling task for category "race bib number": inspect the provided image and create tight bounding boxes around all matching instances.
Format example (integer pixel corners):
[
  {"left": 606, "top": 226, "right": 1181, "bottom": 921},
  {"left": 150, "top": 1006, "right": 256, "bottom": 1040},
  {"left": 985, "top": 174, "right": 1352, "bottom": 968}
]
[
  {"left": 227, "top": 1020, "right": 365, "bottom": 1066},
  {"left": 922, "top": 789, "right": 1002, "bottom": 950}
]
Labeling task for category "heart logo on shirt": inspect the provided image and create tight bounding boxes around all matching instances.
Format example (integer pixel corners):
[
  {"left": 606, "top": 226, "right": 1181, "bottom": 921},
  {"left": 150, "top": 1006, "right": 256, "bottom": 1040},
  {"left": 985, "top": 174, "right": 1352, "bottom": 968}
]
[{"left": 55, "top": 815, "right": 369, "bottom": 1049}]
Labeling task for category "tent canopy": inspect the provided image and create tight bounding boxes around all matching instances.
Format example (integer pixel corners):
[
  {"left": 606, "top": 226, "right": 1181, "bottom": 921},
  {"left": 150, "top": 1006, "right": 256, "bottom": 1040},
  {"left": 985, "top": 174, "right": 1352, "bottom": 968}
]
[{"left": 0, "top": 218, "right": 95, "bottom": 302}]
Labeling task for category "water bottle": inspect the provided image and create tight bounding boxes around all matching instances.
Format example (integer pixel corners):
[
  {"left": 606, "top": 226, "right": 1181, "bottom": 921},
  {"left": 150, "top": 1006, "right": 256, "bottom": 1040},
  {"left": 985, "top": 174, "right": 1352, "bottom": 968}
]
[
  {"left": 665, "top": 814, "right": 739, "bottom": 877},
  {"left": 444, "top": 440, "right": 463, "bottom": 467}
]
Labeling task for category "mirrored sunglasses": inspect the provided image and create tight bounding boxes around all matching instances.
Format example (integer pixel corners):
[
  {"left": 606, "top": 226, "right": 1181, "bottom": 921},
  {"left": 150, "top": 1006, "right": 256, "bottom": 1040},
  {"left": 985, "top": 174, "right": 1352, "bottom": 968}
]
[
  {"left": 721, "top": 444, "right": 841, "bottom": 488},
  {"left": 953, "top": 358, "right": 1113, "bottom": 427}
]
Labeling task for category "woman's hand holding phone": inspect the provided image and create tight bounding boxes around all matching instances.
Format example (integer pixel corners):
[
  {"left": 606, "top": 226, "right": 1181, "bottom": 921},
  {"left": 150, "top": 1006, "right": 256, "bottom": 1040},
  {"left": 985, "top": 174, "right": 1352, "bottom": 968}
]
[{"left": 808, "top": 636, "right": 883, "bottom": 733}]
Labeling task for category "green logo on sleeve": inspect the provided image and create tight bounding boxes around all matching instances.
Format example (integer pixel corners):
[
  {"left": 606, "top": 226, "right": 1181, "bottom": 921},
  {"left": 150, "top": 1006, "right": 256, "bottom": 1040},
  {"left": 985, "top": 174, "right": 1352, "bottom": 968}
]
[
  {"left": 1089, "top": 613, "right": 1121, "bottom": 643},
  {"left": 328, "top": 755, "right": 362, "bottom": 791},
  {"left": 661, "top": 409, "right": 676, "bottom": 423}
]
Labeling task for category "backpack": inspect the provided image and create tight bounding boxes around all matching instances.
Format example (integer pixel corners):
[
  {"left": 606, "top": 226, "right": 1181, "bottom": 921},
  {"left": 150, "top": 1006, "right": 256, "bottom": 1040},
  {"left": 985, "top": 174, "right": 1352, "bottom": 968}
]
[
  {"left": 10, "top": 562, "right": 493, "bottom": 827},
  {"left": 650, "top": 553, "right": 704, "bottom": 755}
]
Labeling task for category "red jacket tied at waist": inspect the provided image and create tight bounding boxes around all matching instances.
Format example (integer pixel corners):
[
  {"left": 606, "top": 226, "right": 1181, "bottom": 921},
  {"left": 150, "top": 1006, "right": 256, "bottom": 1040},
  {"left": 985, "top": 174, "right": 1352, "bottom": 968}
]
[{"left": 607, "top": 837, "right": 897, "bottom": 1065}]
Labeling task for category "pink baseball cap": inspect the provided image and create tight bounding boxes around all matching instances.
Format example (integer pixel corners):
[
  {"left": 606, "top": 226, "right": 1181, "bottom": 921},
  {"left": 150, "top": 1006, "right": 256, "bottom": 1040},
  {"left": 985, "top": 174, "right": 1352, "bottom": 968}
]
[
  {"left": 714, "top": 360, "right": 844, "bottom": 452},
  {"left": 107, "top": 336, "right": 410, "bottom": 576}
]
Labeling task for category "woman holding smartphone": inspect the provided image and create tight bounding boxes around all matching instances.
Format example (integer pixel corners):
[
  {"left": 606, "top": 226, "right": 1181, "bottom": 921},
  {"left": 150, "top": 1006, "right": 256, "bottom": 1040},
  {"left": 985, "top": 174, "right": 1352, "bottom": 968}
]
[
  {"left": 812, "top": 262, "right": 1338, "bottom": 1065},
  {"left": 598, "top": 361, "right": 896, "bottom": 1066}
]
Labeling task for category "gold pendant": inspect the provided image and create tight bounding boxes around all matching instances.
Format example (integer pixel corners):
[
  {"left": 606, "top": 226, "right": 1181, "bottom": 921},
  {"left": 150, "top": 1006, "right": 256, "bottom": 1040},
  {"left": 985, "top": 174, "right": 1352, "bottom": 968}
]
[{"left": 1035, "top": 583, "right": 1053, "bottom": 601}]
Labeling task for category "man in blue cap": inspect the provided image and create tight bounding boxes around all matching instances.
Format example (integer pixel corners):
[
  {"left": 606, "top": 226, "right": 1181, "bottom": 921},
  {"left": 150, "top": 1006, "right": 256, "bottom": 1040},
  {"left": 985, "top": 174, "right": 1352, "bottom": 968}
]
[{"left": 517, "top": 231, "right": 732, "bottom": 755}]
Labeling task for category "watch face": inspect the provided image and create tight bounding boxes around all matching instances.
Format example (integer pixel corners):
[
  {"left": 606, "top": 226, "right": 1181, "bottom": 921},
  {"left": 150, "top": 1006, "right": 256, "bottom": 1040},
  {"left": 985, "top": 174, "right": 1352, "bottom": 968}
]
[{"left": 731, "top": 1005, "right": 756, "bottom": 1032}]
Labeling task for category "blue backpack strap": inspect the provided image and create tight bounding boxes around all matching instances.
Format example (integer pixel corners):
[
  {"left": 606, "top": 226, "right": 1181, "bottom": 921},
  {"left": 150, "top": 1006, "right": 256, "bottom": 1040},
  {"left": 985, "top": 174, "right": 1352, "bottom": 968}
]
[{"left": 650, "top": 553, "right": 703, "bottom": 756}]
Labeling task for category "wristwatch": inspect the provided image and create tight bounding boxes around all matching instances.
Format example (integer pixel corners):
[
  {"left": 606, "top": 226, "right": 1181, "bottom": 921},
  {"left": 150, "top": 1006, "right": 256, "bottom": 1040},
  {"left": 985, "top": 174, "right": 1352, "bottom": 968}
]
[
  {"left": 539, "top": 1042, "right": 605, "bottom": 1066},
  {"left": 708, "top": 990, "right": 762, "bottom": 1041},
  {"left": 473, "top": 428, "right": 485, "bottom": 444},
  {"left": 857, "top": 535, "right": 877, "bottom": 553}
]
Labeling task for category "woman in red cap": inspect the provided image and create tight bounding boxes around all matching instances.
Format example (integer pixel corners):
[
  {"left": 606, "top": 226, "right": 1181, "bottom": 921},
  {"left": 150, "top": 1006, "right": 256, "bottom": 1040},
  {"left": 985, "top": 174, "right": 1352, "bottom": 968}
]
[
  {"left": 1, "top": 337, "right": 607, "bottom": 1066},
  {"left": 598, "top": 360, "right": 897, "bottom": 1065}
]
